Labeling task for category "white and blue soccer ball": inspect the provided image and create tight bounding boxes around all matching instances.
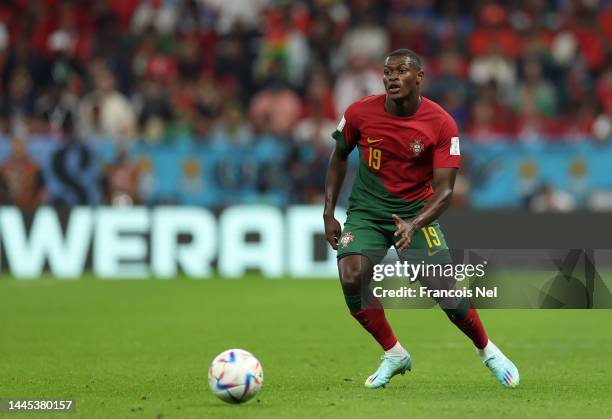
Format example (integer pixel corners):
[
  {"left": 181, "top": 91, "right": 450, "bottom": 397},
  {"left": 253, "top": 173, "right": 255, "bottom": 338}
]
[{"left": 208, "top": 349, "right": 264, "bottom": 404}]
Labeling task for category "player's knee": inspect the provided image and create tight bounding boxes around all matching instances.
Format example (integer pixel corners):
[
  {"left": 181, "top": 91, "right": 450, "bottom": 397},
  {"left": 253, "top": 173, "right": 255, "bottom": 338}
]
[
  {"left": 339, "top": 262, "right": 362, "bottom": 296},
  {"left": 442, "top": 297, "right": 471, "bottom": 320}
]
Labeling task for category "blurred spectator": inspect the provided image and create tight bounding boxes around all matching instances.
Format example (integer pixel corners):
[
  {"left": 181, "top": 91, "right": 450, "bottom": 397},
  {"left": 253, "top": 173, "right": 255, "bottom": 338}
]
[
  {"left": 133, "top": 77, "right": 173, "bottom": 143},
  {"left": 593, "top": 109, "right": 612, "bottom": 143},
  {"left": 205, "top": 0, "right": 269, "bottom": 35},
  {"left": 194, "top": 73, "right": 223, "bottom": 117},
  {"left": 101, "top": 146, "right": 140, "bottom": 206},
  {"left": 560, "top": 101, "right": 595, "bottom": 139},
  {"left": 293, "top": 106, "right": 336, "bottom": 146},
  {"left": 34, "top": 79, "right": 81, "bottom": 134},
  {"left": 192, "top": 112, "right": 215, "bottom": 145},
  {"left": 469, "top": 43, "right": 516, "bottom": 99},
  {"left": 301, "top": 67, "right": 336, "bottom": 121},
  {"left": 288, "top": 129, "right": 331, "bottom": 204},
  {"left": 515, "top": 103, "right": 550, "bottom": 142},
  {"left": 425, "top": 49, "right": 469, "bottom": 127},
  {"left": 78, "top": 63, "right": 136, "bottom": 141},
  {"left": 131, "top": 0, "right": 179, "bottom": 34},
  {"left": 467, "top": 98, "right": 513, "bottom": 142},
  {"left": 338, "top": 14, "right": 388, "bottom": 68},
  {"left": 551, "top": 30, "right": 578, "bottom": 68},
  {"left": 307, "top": 4, "right": 347, "bottom": 69},
  {"left": 390, "top": 16, "right": 423, "bottom": 56},
  {"left": 214, "top": 28, "right": 256, "bottom": 104},
  {"left": 513, "top": 57, "right": 556, "bottom": 118},
  {"left": 249, "top": 81, "right": 301, "bottom": 136},
  {"left": 1, "top": 67, "right": 34, "bottom": 137},
  {"left": 468, "top": 3, "right": 520, "bottom": 58},
  {"left": 164, "top": 80, "right": 199, "bottom": 142},
  {"left": 562, "top": 62, "right": 594, "bottom": 113},
  {"left": 254, "top": 5, "right": 310, "bottom": 88},
  {"left": 529, "top": 184, "right": 576, "bottom": 212},
  {"left": 0, "top": 138, "right": 46, "bottom": 211},
  {"left": 177, "top": 35, "right": 204, "bottom": 81},
  {"left": 334, "top": 55, "right": 383, "bottom": 116},
  {"left": 211, "top": 103, "right": 252, "bottom": 147},
  {"left": 596, "top": 64, "right": 612, "bottom": 115},
  {"left": 565, "top": 2, "right": 606, "bottom": 73}
]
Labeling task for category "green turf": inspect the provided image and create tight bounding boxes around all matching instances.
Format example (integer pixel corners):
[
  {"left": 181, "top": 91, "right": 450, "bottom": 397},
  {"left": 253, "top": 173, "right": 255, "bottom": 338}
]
[{"left": 1, "top": 277, "right": 611, "bottom": 419}]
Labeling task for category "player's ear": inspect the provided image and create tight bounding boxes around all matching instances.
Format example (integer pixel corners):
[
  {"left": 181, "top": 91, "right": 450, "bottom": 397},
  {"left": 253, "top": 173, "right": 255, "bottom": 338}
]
[{"left": 416, "top": 70, "right": 424, "bottom": 85}]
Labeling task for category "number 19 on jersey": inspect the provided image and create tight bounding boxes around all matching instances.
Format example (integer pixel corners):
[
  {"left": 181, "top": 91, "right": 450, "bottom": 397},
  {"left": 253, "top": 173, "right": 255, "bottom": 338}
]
[{"left": 368, "top": 147, "right": 382, "bottom": 170}]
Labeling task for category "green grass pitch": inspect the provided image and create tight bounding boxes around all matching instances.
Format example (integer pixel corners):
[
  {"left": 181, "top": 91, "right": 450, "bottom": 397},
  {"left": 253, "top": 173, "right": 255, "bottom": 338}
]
[{"left": 1, "top": 276, "right": 611, "bottom": 419}]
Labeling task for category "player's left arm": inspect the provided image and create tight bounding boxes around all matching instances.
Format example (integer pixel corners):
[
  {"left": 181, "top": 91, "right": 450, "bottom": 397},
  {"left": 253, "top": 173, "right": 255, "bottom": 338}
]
[
  {"left": 394, "top": 117, "right": 461, "bottom": 251},
  {"left": 393, "top": 168, "right": 457, "bottom": 250}
]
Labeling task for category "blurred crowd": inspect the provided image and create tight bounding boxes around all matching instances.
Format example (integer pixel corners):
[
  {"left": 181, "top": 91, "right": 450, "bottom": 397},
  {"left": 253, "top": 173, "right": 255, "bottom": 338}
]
[{"left": 1, "top": 0, "right": 612, "bottom": 209}]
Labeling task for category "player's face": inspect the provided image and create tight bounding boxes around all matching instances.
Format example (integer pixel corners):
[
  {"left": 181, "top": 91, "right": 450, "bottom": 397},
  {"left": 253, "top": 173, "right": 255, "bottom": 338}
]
[{"left": 383, "top": 56, "right": 423, "bottom": 100}]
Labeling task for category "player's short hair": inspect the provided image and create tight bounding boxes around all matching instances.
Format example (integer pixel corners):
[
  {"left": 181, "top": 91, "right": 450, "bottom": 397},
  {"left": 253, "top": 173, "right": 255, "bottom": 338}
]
[{"left": 385, "top": 49, "right": 423, "bottom": 70}]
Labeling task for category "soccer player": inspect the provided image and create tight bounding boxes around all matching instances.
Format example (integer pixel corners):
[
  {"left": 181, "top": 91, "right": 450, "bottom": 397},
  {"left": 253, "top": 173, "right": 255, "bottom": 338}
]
[{"left": 323, "top": 49, "right": 519, "bottom": 389}]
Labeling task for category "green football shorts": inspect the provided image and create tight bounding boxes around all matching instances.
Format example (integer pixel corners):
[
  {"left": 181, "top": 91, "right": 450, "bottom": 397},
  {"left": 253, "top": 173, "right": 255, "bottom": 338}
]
[{"left": 337, "top": 212, "right": 449, "bottom": 262}]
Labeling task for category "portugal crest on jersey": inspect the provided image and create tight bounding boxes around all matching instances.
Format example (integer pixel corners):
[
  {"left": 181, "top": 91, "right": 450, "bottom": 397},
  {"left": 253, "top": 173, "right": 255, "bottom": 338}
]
[
  {"left": 340, "top": 231, "right": 354, "bottom": 248},
  {"left": 410, "top": 139, "right": 424, "bottom": 156}
]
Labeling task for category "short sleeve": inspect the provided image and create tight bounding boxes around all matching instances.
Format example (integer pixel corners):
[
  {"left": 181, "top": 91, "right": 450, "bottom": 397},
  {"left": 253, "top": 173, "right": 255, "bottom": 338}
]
[
  {"left": 433, "top": 117, "right": 461, "bottom": 169},
  {"left": 331, "top": 104, "right": 360, "bottom": 154}
]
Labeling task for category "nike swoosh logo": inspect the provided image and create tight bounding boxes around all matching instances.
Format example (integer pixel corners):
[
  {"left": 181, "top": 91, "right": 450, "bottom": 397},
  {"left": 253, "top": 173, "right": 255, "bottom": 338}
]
[
  {"left": 366, "top": 138, "right": 384, "bottom": 144},
  {"left": 427, "top": 249, "right": 442, "bottom": 256}
]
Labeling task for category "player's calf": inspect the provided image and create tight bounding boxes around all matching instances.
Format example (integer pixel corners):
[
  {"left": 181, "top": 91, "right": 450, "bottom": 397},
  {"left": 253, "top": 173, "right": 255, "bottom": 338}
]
[
  {"left": 339, "top": 255, "right": 399, "bottom": 351},
  {"left": 443, "top": 300, "right": 489, "bottom": 349}
]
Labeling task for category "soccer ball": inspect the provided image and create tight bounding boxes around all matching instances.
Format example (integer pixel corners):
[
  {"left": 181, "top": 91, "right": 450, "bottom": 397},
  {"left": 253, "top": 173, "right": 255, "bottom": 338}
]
[{"left": 208, "top": 349, "right": 263, "bottom": 404}]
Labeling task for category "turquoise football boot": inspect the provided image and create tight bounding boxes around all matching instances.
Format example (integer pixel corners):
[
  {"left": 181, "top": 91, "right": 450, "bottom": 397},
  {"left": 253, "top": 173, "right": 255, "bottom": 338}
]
[
  {"left": 364, "top": 353, "right": 412, "bottom": 388},
  {"left": 482, "top": 346, "right": 520, "bottom": 388}
]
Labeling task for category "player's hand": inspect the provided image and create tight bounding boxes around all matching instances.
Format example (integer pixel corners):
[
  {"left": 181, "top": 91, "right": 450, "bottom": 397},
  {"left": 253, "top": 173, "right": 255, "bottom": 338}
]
[
  {"left": 392, "top": 214, "right": 415, "bottom": 252},
  {"left": 323, "top": 215, "right": 342, "bottom": 250}
]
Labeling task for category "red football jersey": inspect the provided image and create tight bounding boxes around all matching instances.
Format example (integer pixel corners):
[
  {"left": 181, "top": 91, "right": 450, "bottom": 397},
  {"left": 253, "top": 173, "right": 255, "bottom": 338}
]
[{"left": 333, "top": 94, "right": 460, "bottom": 216}]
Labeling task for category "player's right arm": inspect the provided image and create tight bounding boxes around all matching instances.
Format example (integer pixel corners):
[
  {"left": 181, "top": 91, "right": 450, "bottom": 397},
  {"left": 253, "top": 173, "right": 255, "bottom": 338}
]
[
  {"left": 323, "top": 142, "right": 350, "bottom": 249},
  {"left": 323, "top": 109, "right": 360, "bottom": 249}
]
